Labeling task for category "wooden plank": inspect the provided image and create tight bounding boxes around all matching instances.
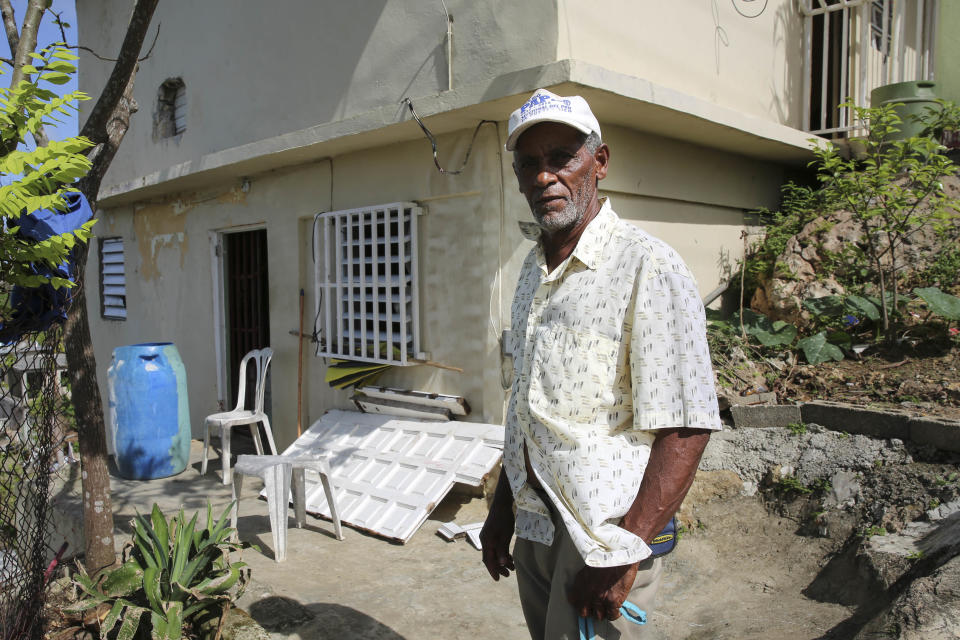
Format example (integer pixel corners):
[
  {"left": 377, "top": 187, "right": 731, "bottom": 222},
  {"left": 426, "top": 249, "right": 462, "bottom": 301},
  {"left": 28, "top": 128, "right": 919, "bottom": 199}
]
[
  {"left": 356, "top": 386, "right": 470, "bottom": 416},
  {"left": 353, "top": 397, "right": 452, "bottom": 421}
]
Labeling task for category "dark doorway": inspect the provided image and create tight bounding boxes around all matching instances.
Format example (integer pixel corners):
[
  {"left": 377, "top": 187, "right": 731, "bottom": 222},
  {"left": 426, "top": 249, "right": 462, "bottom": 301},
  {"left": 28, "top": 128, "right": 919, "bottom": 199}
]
[{"left": 224, "top": 229, "right": 270, "bottom": 418}]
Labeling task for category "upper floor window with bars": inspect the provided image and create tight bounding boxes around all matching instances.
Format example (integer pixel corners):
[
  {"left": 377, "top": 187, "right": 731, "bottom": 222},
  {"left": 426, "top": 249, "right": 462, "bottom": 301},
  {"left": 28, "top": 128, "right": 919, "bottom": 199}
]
[
  {"left": 801, "top": 0, "right": 938, "bottom": 137},
  {"left": 314, "top": 202, "right": 422, "bottom": 366}
]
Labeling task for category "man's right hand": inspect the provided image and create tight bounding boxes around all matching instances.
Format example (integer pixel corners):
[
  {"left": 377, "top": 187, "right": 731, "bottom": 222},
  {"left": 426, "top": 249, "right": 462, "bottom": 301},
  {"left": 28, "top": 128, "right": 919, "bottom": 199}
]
[
  {"left": 480, "top": 506, "right": 515, "bottom": 580},
  {"left": 480, "top": 467, "right": 516, "bottom": 581}
]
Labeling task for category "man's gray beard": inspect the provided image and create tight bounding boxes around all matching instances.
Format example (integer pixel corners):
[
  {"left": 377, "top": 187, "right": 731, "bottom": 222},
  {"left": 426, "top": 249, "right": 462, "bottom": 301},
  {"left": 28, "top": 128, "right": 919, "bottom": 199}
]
[{"left": 534, "top": 200, "right": 585, "bottom": 233}]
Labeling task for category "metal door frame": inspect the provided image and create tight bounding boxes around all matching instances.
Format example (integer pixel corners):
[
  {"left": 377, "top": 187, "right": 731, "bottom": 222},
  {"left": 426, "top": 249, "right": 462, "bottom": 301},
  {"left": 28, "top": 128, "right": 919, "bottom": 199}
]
[{"left": 209, "top": 223, "right": 267, "bottom": 411}]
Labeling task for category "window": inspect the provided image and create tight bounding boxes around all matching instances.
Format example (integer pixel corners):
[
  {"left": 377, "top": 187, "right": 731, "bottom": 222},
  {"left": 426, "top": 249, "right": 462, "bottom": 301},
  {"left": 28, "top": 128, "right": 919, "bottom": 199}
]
[
  {"left": 154, "top": 78, "right": 186, "bottom": 140},
  {"left": 314, "top": 202, "right": 422, "bottom": 365},
  {"left": 100, "top": 237, "right": 126, "bottom": 319},
  {"left": 802, "top": 0, "right": 937, "bottom": 136}
]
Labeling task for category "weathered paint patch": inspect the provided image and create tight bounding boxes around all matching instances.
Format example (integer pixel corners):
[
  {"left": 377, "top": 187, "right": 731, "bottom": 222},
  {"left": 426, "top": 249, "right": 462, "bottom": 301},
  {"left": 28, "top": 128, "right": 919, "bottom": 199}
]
[
  {"left": 133, "top": 199, "right": 192, "bottom": 281},
  {"left": 217, "top": 185, "right": 249, "bottom": 205}
]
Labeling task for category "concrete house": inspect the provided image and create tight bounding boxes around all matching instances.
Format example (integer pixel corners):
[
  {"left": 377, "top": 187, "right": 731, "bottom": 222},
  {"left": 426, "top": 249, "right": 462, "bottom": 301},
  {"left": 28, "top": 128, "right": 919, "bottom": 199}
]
[{"left": 77, "top": 0, "right": 959, "bottom": 450}]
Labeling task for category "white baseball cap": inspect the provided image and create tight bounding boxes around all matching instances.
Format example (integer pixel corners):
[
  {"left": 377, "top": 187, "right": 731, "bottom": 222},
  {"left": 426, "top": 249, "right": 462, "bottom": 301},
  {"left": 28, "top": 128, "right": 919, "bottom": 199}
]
[{"left": 505, "top": 88, "right": 601, "bottom": 151}]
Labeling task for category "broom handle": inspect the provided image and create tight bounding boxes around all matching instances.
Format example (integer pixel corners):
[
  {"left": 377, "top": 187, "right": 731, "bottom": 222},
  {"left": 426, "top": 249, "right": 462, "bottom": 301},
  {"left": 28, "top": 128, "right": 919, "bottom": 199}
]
[
  {"left": 408, "top": 357, "right": 463, "bottom": 373},
  {"left": 297, "top": 289, "right": 304, "bottom": 436}
]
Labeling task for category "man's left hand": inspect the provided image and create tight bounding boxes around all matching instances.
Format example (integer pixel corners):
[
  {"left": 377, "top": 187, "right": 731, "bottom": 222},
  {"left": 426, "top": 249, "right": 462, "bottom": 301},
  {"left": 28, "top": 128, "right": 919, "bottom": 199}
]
[{"left": 567, "top": 563, "right": 639, "bottom": 621}]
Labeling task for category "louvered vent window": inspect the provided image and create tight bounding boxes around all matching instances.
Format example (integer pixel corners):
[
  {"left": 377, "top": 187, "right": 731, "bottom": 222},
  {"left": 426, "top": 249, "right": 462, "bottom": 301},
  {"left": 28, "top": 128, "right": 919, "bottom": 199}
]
[
  {"left": 154, "top": 78, "right": 186, "bottom": 140},
  {"left": 314, "top": 202, "right": 421, "bottom": 365},
  {"left": 100, "top": 237, "right": 126, "bottom": 319}
]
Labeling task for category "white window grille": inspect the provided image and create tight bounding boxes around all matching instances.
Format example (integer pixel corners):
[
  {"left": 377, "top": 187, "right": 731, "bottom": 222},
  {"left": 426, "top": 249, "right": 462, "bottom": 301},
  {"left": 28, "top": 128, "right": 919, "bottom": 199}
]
[
  {"left": 100, "top": 237, "right": 126, "bottom": 319},
  {"left": 802, "top": 0, "right": 938, "bottom": 137},
  {"left": 314, "top": 202, "right": 422, "bottom": 365}
]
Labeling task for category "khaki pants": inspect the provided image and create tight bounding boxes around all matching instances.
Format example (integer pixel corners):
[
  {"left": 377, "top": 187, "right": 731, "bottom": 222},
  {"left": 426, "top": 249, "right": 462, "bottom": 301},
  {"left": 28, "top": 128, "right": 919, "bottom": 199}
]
[{"left": 514, "top": 510, "right": 662, "bottom": 640}]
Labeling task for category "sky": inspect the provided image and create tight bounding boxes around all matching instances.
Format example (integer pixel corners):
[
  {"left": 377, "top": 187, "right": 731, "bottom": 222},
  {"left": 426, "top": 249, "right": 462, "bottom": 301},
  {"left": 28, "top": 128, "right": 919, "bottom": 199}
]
[{"left": 9, "top": 0, "right": 79, "bottom": 139}]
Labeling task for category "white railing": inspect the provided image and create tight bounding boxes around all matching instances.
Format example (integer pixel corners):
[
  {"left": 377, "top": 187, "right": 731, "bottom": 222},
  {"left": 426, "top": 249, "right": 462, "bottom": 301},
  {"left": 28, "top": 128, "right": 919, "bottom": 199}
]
[{"left": 802, "top": 0, "right": 938, "bottom": 136}]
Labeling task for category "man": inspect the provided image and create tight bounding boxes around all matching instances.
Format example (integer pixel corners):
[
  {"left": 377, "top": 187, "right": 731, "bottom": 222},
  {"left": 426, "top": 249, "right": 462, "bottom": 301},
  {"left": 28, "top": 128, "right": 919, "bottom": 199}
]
[{"left": 480, "top": 89, "right": 722, "bottom": 639}]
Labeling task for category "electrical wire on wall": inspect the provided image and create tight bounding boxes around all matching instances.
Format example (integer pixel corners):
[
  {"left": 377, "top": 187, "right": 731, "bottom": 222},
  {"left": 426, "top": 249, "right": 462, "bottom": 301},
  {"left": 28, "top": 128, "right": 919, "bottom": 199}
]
[
  {"left": 401, "top": 98, "right": 498, "bottom": 175},
  {"left": 309, "top": 157, "right": 335, "bottom": 360},
  {"left": 402, "top": 96, "right": 513, "bottom": 398},
  {"left": 731, "top": 0, "right": 768, "bottom": 19}
]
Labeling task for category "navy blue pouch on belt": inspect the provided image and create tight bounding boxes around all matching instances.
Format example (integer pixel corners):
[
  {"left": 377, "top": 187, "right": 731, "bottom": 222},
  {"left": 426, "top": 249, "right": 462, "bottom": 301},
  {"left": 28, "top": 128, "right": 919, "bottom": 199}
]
[{"left": 648, "top": 516, "right": 678, "bottom": 558}]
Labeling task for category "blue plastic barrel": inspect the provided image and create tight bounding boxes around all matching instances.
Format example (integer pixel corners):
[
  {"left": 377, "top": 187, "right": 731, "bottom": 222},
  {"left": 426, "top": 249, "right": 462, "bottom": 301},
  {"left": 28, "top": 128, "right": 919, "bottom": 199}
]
[{"left": 107, "top": 342, "right": 191, "bottom": 479}]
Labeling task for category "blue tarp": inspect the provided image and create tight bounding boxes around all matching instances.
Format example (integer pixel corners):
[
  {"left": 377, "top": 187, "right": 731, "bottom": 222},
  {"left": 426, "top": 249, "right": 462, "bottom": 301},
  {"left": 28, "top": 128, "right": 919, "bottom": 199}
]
[{"left": 0, "top": 191, "right": 94, "bottom": 343}]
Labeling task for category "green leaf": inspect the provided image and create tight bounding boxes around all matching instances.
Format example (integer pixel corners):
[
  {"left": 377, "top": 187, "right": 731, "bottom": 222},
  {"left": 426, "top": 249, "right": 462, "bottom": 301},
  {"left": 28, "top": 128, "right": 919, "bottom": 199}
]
[
  {"left": 100, "top": 560, "right": 144, "bottom": 597},
  {"left": 826, "top": 330, "right": 853, "bottom": 349},
  {"left": 752, "top": 320, "right": 798, "bottom": 347},
  {"left": 39, "top": 71, "right": 71, "bottom": 85},
  {"left": 170, "top": 510, "right": 199, "bottom": 583},
  {"left": 193, "top": 565, "right": 241, "bottom": 596},
  {"left": 101, "top": 599, "right": 127, "bottom": 635},
  {"left": 151, "top": 601, "right": 184, "bottom": 640},
  {"left": 844, "top": 295, "right": 881, "bottom": 322},
  {"left": 114, "top": 605, "right": 147, "bottom": 640},
  {"left": 151, "top": 504, "right": 170, "bottom": 552},
  {"left": 797, "top": 332, "right": 845, "bottom": 364},
  {"left": 914, "top": 287, "right": 960, "bottom": 321},
  {"left": 143, "top": 566, "right": 163, "bottom": 613},
  {"left": 803, "top": 296, "right": 844, "bottom": 318},
  {"left": 42, "top": 60, "right": 76, "bottom": 74}
]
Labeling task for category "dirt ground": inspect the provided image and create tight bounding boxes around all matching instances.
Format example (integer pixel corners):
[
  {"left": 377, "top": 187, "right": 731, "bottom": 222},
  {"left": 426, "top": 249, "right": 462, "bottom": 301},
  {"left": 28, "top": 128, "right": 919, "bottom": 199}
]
[
  {"left": 779, "top": 340, "right": 960, "bottom": 420},
  {"left": 650, "top": 497, "right": 853, "bottom": 640},
  {"left": 48, "top": 437, "right": 948, "bottom": 640}
]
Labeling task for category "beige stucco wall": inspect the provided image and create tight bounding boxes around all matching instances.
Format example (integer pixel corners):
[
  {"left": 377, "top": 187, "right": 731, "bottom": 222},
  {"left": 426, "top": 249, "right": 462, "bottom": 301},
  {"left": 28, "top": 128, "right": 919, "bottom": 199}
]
[
  {"left": 85, "top": 116, "right": 781, "bottom": 450},
  {"left": 557, "top": 0, "right": 805, "bottom": 128},
  {"left": 78, "top": 1, "right": 812, "bottom": 205},
  {"left": 77, "top": 0, "right": 559, "bottom": 192}
]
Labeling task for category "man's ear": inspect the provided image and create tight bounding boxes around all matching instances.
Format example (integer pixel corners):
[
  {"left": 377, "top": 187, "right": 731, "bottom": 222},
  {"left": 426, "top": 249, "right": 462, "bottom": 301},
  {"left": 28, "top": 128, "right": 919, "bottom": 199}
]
[
  {"left": 594, "top": 144, "right": 610, "bottom": 181},
  {"left": 512, "top": 161, "right": 522, "bottom": 190}
]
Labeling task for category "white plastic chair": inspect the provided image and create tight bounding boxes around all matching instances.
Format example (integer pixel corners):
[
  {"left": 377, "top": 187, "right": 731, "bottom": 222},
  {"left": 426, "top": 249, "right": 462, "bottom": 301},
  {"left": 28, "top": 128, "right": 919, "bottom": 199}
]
[{"left": 201, "top": 348, "right": 278, "bottom": 484}]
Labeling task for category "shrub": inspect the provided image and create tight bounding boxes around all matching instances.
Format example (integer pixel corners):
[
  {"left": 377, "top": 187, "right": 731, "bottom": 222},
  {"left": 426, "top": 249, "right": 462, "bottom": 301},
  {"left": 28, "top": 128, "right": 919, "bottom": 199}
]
[{"left": 69, "top": 502, "right": 251, "bottom": 640}]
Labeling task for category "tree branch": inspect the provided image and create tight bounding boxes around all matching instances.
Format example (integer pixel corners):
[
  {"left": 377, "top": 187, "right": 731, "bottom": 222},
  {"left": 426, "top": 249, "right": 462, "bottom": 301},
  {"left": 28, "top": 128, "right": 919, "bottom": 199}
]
[
  {"left": 64, "top": 0, "right": 159, "bottom": 575},
  {"left": 10, "top": 0, "right": 47, "bottom": 88},
  {"left": 0, "top": 0, "right": 19, "bottom": 59}
]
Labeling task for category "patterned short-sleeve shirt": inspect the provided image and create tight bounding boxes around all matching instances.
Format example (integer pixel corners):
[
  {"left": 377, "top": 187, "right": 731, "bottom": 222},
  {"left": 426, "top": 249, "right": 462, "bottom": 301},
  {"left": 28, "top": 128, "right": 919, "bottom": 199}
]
[{"left": 505, "top": 198, "right": 722, "bottom": 568}]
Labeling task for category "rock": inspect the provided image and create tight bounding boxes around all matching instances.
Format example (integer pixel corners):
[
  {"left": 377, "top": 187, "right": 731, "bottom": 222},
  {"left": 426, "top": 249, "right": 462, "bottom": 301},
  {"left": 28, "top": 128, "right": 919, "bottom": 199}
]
[
  {"left": 218, "top": 607, "right": 271, "bottom": 640},
  {"left": 699, "top": 424, "right": 912, "bottom": 489},
  {"left": 853, "top": 552, "right": 960, "bottom": 640},
  {"left": 824, "top": 470, "right": 861, "bottom": 509},
  {"left": 751, "top": 180, "right": 960, "bottom": 327}
]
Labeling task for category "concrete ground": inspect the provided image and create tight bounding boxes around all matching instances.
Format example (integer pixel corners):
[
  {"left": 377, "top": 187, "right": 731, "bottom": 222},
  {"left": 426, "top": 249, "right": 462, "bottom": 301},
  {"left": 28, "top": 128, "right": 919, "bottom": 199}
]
[
  {"left": 104, "top": 439, "right": 856, "bottom": 640},
  {"left": 108, "top": 440, "right": 530, "bottom": 640}
]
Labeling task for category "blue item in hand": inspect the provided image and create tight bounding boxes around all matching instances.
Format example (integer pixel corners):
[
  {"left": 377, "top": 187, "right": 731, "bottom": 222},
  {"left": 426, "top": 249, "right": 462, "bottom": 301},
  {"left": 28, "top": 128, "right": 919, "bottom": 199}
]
[{"left": 578, "top": 600, "right": 647, "bottom": 640}]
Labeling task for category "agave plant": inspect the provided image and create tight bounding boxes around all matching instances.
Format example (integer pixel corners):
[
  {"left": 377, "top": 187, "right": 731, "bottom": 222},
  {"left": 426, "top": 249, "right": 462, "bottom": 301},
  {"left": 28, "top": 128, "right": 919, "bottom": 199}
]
[{"left": 69, "top": 501, "right": 251, "bottom": 640}]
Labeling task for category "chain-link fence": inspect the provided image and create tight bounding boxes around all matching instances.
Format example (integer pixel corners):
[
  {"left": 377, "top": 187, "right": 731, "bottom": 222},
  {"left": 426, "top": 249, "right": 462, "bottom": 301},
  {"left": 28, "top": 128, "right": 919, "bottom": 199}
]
[{"left": 0, "top": 329, "right": 73, "bottom": 640}]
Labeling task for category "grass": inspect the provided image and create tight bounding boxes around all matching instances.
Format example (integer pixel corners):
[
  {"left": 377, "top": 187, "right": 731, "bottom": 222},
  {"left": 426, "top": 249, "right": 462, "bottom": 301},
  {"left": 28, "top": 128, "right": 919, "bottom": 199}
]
[
  {"left": 774, "top": 476, "right": 812, "bottom": 496},
  {"left": 786, "top": 422, "right": 807, "bottom": 436}
]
